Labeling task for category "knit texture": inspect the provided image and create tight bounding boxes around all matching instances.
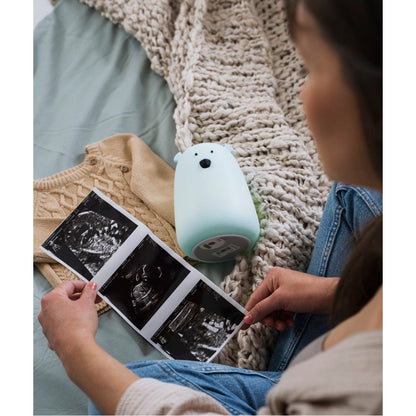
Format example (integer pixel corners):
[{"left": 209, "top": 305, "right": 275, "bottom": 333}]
[
  {"left": 34, "top": 134, "right": 185, "bottom": 315},
  {"left": 54, "top": 0, "right": 331, "bottom": 370}
]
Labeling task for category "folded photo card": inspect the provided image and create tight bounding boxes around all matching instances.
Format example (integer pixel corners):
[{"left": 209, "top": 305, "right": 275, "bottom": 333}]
[{"left": 41, "top": 188, "right": 246, "bottom": 362}]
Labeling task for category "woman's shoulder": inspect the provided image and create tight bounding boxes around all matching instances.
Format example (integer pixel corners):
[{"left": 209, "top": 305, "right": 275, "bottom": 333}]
[{"left": 262, "top": 329, "right": 382, "bottom": 415}]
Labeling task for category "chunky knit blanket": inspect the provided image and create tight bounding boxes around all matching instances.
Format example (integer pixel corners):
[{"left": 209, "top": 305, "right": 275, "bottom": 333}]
[{"left": 53, "top": 0, "right": 331, "bottom": 371}]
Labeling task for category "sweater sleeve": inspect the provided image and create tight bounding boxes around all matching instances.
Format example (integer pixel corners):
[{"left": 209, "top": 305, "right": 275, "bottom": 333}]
[
  {"left": 262, "top": 330, "right": 383, "bottom": 415},
  {"left": 116, "top": 378, "right": 230, "bottom": 415}
]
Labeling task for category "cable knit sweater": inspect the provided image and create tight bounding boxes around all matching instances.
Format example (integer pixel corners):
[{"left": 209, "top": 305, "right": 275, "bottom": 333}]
[
  {"left": 34, "top": 134, "right": 185, "bottom": 314},
  {"left": 51, "top": 0, "right": 332, "bottom": 369}
]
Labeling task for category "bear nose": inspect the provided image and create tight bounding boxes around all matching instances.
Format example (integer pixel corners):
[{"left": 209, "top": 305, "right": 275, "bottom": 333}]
[{"left": 199, "top": 159, "right": 211, "bottom": 168}]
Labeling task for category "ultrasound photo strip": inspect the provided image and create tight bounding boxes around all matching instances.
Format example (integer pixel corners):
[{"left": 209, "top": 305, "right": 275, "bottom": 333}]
[
  {"left": 40, "top": 188, "right": 247, "bottom": 361},
  {"left": 41, "top": 190, "right": 138, "bottom": 281},
  {"left": 99, "top": 234, "right": 191, "bottom": 330},
  {"left": 151, "top": 280, "right": 245, "bottom": 362}
]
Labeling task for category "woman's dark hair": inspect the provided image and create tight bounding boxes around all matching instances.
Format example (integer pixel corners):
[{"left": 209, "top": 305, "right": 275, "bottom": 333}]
[
  {"left": 330, "top": 215, "right": 382, "bottom": 327},
  {"left": 285, "top": 0, "right": 382, "bottom": 180},
  {"left": 284, "top": 0, "right": 383, "bottom": 324}
]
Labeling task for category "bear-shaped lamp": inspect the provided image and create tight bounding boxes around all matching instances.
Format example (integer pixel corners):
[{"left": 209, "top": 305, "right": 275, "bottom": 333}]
[{"left": 174, "top": 143, "right": 260, "bottom": 262}]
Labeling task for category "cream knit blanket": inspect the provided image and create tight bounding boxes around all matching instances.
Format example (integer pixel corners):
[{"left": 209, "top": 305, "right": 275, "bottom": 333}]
[{"left": 54, "top": 0, "right": 331, "bottom": 370}]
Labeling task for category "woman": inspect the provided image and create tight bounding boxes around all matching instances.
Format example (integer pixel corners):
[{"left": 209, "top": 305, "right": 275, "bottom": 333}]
[{"left": 38, "top": 0, "right": 382, "bottom": 414}]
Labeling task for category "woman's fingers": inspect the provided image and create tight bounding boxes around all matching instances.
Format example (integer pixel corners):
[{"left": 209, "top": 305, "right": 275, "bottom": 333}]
[
  {"left": 58, "top": 280, "right": 87, "bottom": 298},
  {"left": 243, "top": 291, "right": 282, "bottom": 326},
  {"left": 244, "top": 279, "right": 273, "bottom": 312},
  {"left": 242, "top": 306, "right": 295, "bottom": 331}
]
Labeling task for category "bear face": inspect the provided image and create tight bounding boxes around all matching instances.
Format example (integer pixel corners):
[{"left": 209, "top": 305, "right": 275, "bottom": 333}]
[{"left": 174, "top": 143, "right": 234, "bottom": 173}]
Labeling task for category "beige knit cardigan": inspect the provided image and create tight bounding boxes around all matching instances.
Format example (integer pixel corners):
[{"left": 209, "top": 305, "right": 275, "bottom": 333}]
[
  {"left": 51, "top": 0, "right": 331, "bottom": 371},
  {"left": 34, "top": 134, "right": 185, "bottom": 314}
]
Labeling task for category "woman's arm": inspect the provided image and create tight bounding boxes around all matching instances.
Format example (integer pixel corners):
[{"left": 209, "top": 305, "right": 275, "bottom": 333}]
[
  {"left": 38, "top": 280, "right": 230, "bottom": 415},
  {"left": 38, "top": 280, "right": 139, "bottom": 415},
  {"left": 61, "top": 340, "right": 139, "bottom": 415}
]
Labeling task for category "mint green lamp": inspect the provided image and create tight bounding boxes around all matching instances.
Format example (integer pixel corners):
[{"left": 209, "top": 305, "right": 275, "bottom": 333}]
[{"left": 174, "top": 143, "right": 260, "bottom": 262}]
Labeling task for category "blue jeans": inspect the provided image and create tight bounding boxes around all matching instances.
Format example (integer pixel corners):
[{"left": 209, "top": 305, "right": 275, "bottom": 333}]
[
  {"left": 268, "top": 183, "right": 382, "bottom": 371},
  {"left": 89, "top": 360, "right": 281, "bottom": 415},
  {"left": 89, "top": 183, "right": 382, "bottom": 415}
]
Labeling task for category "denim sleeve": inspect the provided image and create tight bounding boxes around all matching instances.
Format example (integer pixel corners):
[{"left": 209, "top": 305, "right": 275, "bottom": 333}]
[{"left": 267, "top": 183, "right": 382, "bottom": 372}]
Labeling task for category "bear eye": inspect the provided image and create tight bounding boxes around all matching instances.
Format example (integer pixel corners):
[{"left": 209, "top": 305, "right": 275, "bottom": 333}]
[
  {"left": 194, "top": 153, "right": 198, "bottom": 156},
  {"left": 210, "top": 150, "right": 213, "bottom": 153}
]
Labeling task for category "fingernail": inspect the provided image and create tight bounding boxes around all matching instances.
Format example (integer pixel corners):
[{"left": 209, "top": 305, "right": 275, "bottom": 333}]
[
  {"left": 87, "top": 281, "right": 97, "bottom": 290},
  {"left": 243, "top": 314, "right": 254, "bottom": 325}
]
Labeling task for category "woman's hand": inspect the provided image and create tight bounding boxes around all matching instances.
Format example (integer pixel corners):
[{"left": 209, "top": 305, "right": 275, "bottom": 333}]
[
  {"left": 38, "top": 280, "right": 100, "bottom": 359},
  {"left": 242, "top": 267, "right": 339, "bottom": 331},
  {"left": 38, "top": 280, "right": 139, "bottom": 414}
]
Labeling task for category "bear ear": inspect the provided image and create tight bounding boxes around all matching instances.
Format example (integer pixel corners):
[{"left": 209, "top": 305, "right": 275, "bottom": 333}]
[
  {"left": 224, "top": 144, "right": 234, "bottom": 154},
  {"left": 174, "top": 152, "right": 182, "bottom": 163}
]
